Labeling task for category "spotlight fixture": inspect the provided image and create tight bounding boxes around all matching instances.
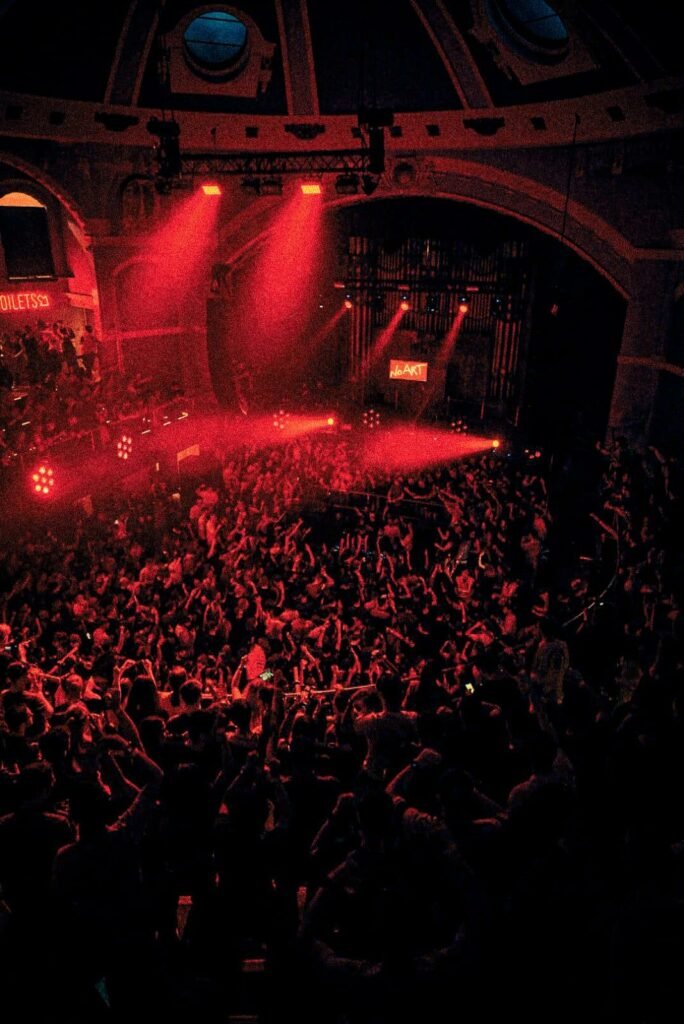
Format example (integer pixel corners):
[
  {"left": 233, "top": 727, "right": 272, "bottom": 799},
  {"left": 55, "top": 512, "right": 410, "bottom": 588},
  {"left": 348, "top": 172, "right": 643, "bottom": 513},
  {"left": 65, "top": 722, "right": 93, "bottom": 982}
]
[
  {"left": 300, "top": 182, "right": 322, "bottom": 195},
  {"left": 491, "top": 439, "right": 501, "bottom": 450},
  {"left": 201, "top": 183, "right": 222, "bottom": 196},
  {"left": 358, "top": 107, "right": 393, "bottom": 175},
  {"left": 241, "top": 176, "right": 262, "bottom": 194},
  {"left": 450, "top": 418, "right": 468, "bottom": 434},
  {"left": 361, "top": 174, "right": 380, "bottom": 196},
  {"left": 147, "top": 116, "right": 182, "bottom": 181},
  {"left": 344, "top": 298, "right": 353, "bottom": 310},
  {"left": 260, "top": 177, "right": 283, "bottom": 196},
  {"left": 392, "top": 161, "right": 416, "bottom": 187},
  {"left": 31, "top": 464, "right": 54, "bottom": 496},
  {"left": 400, "top": 300, "right": 410, "bottom": 312},
  {"left": 117, "top": 434, "right": 133, "bottom": 461},
  {"left": 273, "top": 409, "right": 290, "bottom": 431},
  {"left": 335, "top": 173, "right": 360, "bottom": 195},
  {"left": 362, "top": 408, "right": 381, "bottom": 430},
  {"left": 326, "top": 416, "right": 335, "bottom": 426},
  {"left": 458, "top": 295, "right": 469, "bottom": 314}
]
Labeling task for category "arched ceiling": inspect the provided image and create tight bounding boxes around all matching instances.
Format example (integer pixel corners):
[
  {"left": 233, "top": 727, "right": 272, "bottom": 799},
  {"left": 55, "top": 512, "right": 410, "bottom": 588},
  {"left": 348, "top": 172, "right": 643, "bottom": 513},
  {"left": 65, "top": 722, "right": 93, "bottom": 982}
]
[
  {"left": 0, "top": 0, "right": 681, "bottom": 298},
  {"left": 0, "top": 0, "right": 682, "bottom": 108},
  {"left": 0, "top": 1, "right": 681, "bottom": 127}
]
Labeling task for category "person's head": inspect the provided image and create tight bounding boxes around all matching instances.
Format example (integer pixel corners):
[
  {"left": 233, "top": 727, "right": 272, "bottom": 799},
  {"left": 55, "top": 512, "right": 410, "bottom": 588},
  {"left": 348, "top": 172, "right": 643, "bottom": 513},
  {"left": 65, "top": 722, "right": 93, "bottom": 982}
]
[
  {"left": 39, "top": 725, "right": 70, "bottom": 764},
  {"left": 5, "top": 703, "right": 31, "bottom": 734},
  {"left": 187, "top": 709, "right": 215, "bottom": 745},
  {"left": 69, "top": 781, "right": 111, "bottom": 838},
  {"left": 12, "top": 761, "right": 55, "bottom": 808},
  {"left": 165, "top": 659, "right": 186, "bottom": 700},
  {"left": 6, "top": 661, "right": 28, "bottom": 692},
  {"left": 376, "top": 671, "right": 405, "bottom": 712},
  {"left": 62, "top": 673, "right": 84, "bottom": 704},
  {"left": 227, "top": 697, "right": 251, "bottom": 732},
  {"left": 179, "top": 679, "right": 202, "bottom": 709},
  {"left": 138, "top": 714, "right": 166, "bottom": 753},
  {"left": 125, "top": 674, "right": 160, "bottom": 718}
]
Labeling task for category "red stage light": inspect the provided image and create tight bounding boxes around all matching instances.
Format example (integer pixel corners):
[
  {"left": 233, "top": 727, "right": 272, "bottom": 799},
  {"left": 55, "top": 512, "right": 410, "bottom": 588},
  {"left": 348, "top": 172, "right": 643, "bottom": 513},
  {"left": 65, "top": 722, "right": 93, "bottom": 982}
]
[
  {"left": 301, "top": 183, "right": 321, "bottom": 195},
  {"left": 117, "top": 435, "right": 133, "bottom": 460},
  {"left": 344, "top": 299, "right": 353, "bottom": 310},
  {"left": 30, "top": 464, "right": 54, "bottom": 496},
  {"left": 202, "top": 184, "right": 222, "bottom": 196},
  {"left": 458, "top": 301, "right": 469, "bottom": 314},
  {"left": 400, "top": 300, "right": 410, "bottom": 312},
  {"left": 492, "top": 439, "right": 501, "bottom": 449},
  {"left": 327, "top": 416, "right": 335, "bottom": 426}
]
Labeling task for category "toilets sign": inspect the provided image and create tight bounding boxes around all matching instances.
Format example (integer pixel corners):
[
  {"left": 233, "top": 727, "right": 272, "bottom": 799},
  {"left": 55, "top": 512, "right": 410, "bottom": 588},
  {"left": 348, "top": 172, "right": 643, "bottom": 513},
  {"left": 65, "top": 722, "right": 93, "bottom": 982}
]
[{"left": 0, "top": 291, "right": 51, "bottom": 313}]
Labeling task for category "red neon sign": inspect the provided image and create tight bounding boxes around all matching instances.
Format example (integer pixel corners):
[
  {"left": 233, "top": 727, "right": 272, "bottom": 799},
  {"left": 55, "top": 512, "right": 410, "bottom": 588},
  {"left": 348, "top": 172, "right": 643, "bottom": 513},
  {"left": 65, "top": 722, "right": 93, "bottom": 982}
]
[
  {"left": 389, "top": 359, "right": 428, "bottom": 382},
  {"left": 0, "top": 291, "right": 51, "bottom": 313}
]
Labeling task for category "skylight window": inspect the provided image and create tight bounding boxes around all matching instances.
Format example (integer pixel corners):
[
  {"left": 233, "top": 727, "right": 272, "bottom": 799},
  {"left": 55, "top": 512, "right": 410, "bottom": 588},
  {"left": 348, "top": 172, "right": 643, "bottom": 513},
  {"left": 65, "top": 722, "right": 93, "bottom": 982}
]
[
  {"left": 183, "top": 10, "right": 248, "bottom": 73},
  {"left": 490, "top": 0, "right": 569, "bottom": 61}
]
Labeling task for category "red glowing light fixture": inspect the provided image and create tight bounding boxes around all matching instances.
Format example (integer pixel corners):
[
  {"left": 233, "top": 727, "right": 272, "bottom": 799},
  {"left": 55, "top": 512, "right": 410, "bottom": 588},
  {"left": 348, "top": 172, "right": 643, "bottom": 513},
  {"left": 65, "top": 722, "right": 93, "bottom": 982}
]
[
  {"left": 327, "top": 416, "right": 335, "bottom": 426},
  {"left": 362, "top": 408, "right": 381, "bottom": 430},
  {"left": 458, "top": 301, "right": 469, "bottom": 314},
  {"left": 201, "top": 183, "right": 222, "bottom": 196},
  {"left": 117, "top": 434, "right": 133, "bottom": 460},
  {"left": 273, "top": 409, "right": 290, "bottom": 431},
  {"left": 344, "top": 298, "right": 353, "bottom": 310},
  {"left": 400, "top": 300, "right": 410, "bottom": 312},
  {"left": 492, "top": 439, "right": 501, "bottom": 449},
  {"left": 31, "top": 464, "right": 54, "bottom": 496},
  {"left": 300, "top": 182, "right": 322, "bottom": 195}
]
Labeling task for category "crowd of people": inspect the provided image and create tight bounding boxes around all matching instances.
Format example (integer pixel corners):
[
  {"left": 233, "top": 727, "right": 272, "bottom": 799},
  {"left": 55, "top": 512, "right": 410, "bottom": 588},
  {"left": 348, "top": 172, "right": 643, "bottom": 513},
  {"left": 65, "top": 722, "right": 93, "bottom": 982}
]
[
  {"left": 0, "top": 318, "right": 182, "bottom": 470},
  {"left": 0, "top": 319, "right": 100, "bottom": 389},
  {"left": 0, "top": 424, "right": 682, "bottom": 1023}
]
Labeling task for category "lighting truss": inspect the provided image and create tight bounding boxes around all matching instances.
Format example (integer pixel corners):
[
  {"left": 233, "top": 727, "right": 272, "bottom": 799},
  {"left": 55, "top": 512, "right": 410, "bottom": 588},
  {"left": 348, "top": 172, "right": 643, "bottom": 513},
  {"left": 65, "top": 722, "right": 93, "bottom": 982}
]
[
  {"left": 181, "top": 150, "right": 368, "bottom": 178},
  {"left": 337, "top": 280, "right": 508, "bottom": 294}
]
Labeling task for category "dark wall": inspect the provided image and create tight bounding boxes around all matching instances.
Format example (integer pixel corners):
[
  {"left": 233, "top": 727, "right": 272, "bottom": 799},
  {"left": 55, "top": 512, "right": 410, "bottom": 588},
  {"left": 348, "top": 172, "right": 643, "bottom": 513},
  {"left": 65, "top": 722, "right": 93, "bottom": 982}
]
[{"left": 523, "top": 245, "right": 626, "bottom": 452}]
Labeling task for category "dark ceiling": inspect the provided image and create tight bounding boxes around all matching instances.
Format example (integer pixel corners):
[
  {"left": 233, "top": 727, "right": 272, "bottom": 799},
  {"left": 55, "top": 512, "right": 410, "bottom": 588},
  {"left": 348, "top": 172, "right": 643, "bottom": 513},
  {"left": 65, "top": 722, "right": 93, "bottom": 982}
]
[{"left": 0, "top": 0, "right": 680, "bottom": 115}]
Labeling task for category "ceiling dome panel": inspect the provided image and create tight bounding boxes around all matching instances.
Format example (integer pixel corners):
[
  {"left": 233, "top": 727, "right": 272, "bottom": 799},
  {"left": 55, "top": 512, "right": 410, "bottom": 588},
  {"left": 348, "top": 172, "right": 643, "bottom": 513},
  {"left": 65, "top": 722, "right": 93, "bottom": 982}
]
[
  {"left": 0, "top": 1, "right": 679, "bottom": 120},
  {"left": 0, "top": 0, "right": 130, "bottom": 101},
  {"left": 308, "top": 0, "right": 463, "bottom": 114}
]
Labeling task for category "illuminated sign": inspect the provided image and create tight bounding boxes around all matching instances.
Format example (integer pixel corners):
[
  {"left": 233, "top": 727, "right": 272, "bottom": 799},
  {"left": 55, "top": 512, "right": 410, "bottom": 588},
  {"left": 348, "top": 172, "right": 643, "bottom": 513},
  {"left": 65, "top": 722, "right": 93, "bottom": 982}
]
[
  {"left": 0, "top": 291, "right": 51, "bottom": 313},
  {"left": 389, "top": 359, "right": 428, "bottom": 382}
]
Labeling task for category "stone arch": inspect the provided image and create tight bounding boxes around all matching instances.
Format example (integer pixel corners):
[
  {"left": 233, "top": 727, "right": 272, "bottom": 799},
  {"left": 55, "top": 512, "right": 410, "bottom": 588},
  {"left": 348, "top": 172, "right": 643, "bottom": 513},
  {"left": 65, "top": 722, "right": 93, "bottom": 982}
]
[
  {"left": 0, "top": 153, "right": 87, "bottom": 233},
  {"left": 212, "top": 163, "right": 634, "bottom": 300}
]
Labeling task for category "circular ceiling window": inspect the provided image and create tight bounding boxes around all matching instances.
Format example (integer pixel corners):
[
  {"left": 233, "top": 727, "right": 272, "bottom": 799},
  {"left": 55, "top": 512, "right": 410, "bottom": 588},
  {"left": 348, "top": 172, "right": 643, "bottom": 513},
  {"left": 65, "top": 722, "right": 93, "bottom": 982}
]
[
  {"left": 490, "top": 0, "right": 569, "bottom": 61},
  {"left": 183, "top": 9, "right": 248, "bottom": 73}
]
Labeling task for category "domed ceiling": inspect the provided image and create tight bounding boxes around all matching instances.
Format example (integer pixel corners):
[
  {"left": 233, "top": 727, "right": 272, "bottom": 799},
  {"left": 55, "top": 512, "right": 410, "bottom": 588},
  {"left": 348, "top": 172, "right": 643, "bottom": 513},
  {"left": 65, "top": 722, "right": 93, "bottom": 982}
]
[{"left": 0, "top": 1, "right": 680, "bottom": 126}]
